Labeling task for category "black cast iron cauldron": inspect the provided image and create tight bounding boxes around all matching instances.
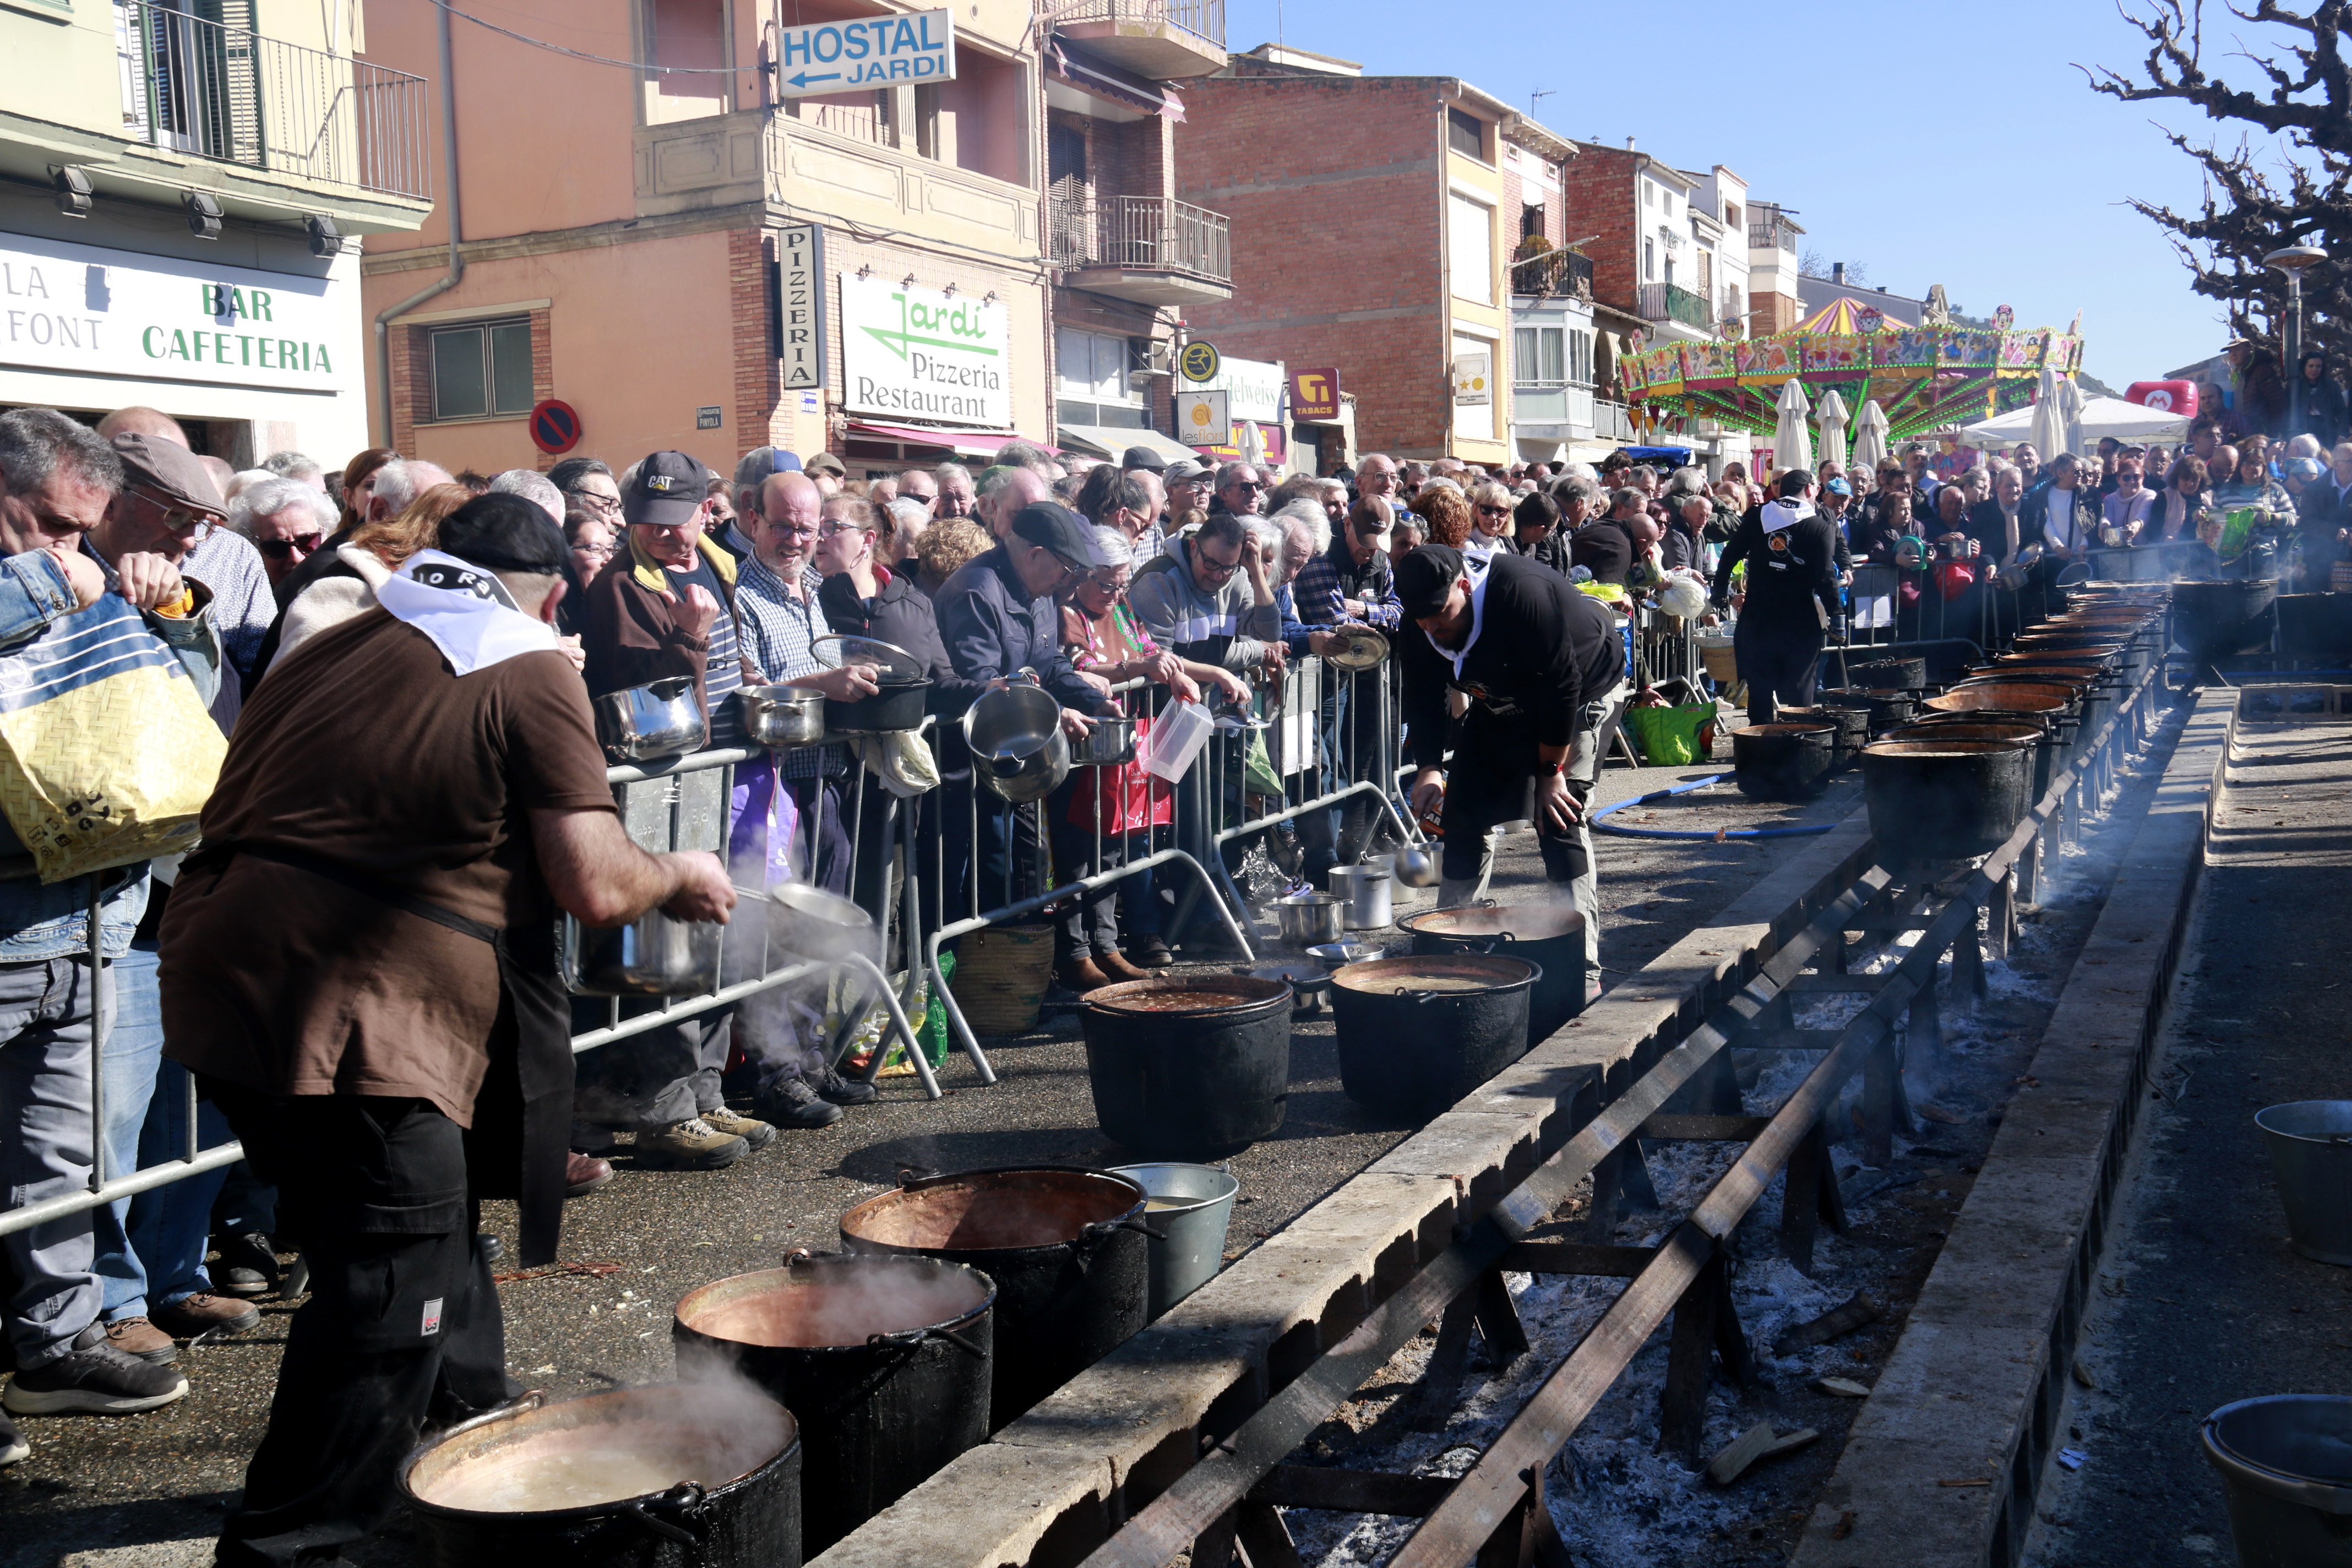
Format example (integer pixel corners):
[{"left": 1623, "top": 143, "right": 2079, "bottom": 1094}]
[
  {"left": 1081, "top": 976, "right": 1291, "bottom": 1158},
  {"left": 1774, "top": 705, "right": 1869, "bottom": 770},
  {"left": 1888, "top": 720, "right": 2055, "bottom": 803},
  {"left": 1731, "top": 723, "right": 1837, "bottom": 801},
  {"left": 1398, "top": 902, "right": 1587, "bottom": 1045},
  {"left": 2171, "top": 578, "right": 2279, "bottom": 663},
  {"left": 672, "top": 1254, "right": 994, "bottom": 1557},
  {"left": 1329, "top": 955, "right": 1539, "bottom": 1119},
  {"left": 1819, "top": 687, "right": 1916, "bottom": 732},
  {"left": 1861, "top": 739, "right": 2032, "bottom": 865},
  {"left": 1844, "top": 655, "right": 1928, "bottom": 691},
  {"left": 399, "top": 1384, "right": 801, "bottom": 1568},
  {"left": 838, "top": 1167, "right": 1151, "bottom": 1432}
]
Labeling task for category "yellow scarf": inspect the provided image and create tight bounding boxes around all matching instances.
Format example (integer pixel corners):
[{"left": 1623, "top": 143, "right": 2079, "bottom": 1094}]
[{"left": 627, "top": 530, "right": 739, "bottom": 595}]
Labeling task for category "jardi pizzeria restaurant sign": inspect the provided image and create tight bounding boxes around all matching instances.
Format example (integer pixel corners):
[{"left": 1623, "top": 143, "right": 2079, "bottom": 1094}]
[
  {"left": 0, "top": 231, "right": 342, "bottom": 392},
  {"left": 840, "top": 274, "right": 1010, "bottom": 429}
]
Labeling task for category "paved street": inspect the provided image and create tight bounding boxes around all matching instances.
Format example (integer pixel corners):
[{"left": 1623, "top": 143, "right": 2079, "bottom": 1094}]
[
  {"left": 1, "top": 755, "right": 1857, "bottom": 1567},
  {"left": 2024, "top": 721, "right": 2352, "bottom": 1567}
]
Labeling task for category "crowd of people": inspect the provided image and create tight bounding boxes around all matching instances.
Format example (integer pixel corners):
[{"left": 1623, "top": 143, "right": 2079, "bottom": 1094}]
[{"left": 4, "top": 382, "right": 2343, "bottom": 1560}]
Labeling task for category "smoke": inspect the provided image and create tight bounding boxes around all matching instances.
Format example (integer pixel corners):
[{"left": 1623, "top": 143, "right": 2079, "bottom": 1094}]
[{"left": 675, "top": 1257, "right": 988, "bottom": 1355}]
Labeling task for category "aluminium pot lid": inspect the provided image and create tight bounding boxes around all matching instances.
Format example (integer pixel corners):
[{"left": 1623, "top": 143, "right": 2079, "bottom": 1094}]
[{"left": 1327, "top": 628, "right": 1391, "bottom": 671}]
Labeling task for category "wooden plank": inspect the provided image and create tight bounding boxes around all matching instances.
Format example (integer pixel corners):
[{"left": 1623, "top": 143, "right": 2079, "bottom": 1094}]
[
  {"left": 1234, "top": 1501, "right": 1305, "bottom": 1568},
  {"left": 1496, "top": 1241, "right": 1659, "bottom": 1277},
  {"left": 1732, "top": 1028, "right": 1851, "bottom": 1052},
  {"left": 1785, "top": 974, "right": 1888, "bottom": 993},
  {"left": 1659, "top": 1248, "right": 1727, "bottom": 1462},
  {"left": 1639, "top": 1113, "right": 1773, "bottom": 1141},
  {"left": 1245, "top": 1465, "right": 1455, "bottom": 1517}
]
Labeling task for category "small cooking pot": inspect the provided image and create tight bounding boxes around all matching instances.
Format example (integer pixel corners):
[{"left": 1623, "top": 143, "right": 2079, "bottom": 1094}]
[
  {"left": 965, "top": 676, "right": 1073, "bottom": 803},
  {"left": 815, "top": 634, "right": 934, "bottom": 733},
  {"left": 1069, "top": 715, "right": 1138, "bottom": 767},
  {"left": 1327, "top": 862, "right": 1393, "bottom": 930},
  {"left": 736, "top": 684, "right": 826, "bottom": 749},
  {"left": 1274, "top": 892, "right": 1346, "bottom": 945},
  {"left": 764, "top": 884, "right": 878, "bottom": 964},
  {"left": 594, "top": 677, "right": 707, "bottom": 761},
  {"left": 563, "top": 911, "right": 721, "bottom": 997}
]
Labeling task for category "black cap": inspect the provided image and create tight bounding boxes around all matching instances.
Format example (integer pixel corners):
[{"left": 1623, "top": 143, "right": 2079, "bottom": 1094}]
[
  {"left": 1120, "top": 445, "right": 1167, "bottom": 473},
  {"left": 439, "top": 492, "right": 569, "bottom": 574},
  {"left": 1777, "top": 467, "right": 1815, "bottom": 497},
  {"left": 1393, "top": 545, "right": 1465, "bottom": 620},
  {"left": 1009, "top": 501, "right": 1103, "bottom": 570},
  {"left": 624, "top": 450, "right": 708, "bottom": 528}
]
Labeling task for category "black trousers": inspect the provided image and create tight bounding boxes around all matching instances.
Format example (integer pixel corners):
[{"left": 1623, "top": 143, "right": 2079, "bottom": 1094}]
[
  {"left": 1436, "top": 717, "right": 1589, "bottom": 890},
  {"left": 1733, "top": 616, "right": 1824, "bottom": 726},
  {"left": 207, "top": 1085, "right": 511, "bottom": 1568}
]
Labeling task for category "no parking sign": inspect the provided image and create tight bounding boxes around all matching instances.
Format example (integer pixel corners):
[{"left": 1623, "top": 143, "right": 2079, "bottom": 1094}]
[{"left": 529, "top": 399, "right": 582, "bottom": 455}]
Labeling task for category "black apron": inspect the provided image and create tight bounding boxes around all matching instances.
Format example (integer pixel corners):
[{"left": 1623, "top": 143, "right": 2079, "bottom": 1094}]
[{"left": 198, "top": 841, "right": 575, "bottom": 1267}]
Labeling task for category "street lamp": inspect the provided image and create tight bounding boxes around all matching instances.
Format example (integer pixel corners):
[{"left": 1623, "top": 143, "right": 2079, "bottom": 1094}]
[{"left": 2265, "top": 244, "right": 2327, "bottom": 439}]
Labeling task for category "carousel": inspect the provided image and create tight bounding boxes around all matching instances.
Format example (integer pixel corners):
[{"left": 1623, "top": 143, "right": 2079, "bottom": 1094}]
[{"left": 1615, "top": 295, "right": 2085, "bottom": 471}]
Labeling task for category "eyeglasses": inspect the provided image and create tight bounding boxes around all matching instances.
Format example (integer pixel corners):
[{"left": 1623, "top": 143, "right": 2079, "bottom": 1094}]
[
  {"left": 1195, "top": 550, "right": 1242, "bottom": 580},
  {"left": 573, "top": 491, "right": 623, "bottom": 515},
  {"left": 816, "top": 521, "right": 866, "bottom": 539},
  {"left": 573, "top": 542, "right": 617, "bottom": 561},
  {"left": 258, "top": 533, "right": 323, "bottom": 559},
  {"left": 1087, "top": 569, "right": 1130, "bottom": 593}
]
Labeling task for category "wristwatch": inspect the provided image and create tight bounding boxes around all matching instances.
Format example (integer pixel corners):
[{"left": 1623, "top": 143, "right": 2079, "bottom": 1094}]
[{"left": 1537, "top": 759, "right": 1565, "bottom": 778}]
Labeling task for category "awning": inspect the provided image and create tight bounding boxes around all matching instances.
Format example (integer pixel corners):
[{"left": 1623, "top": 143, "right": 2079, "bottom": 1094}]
[
  {"left": 846, "top": 420, "right": 1027, "bottom": 459},
  {"left": 1047, "top": 39, "right": 1185, "bottom": 121},
  {"left": 1057, "top": 424, "right": 1199, "bottom": 464}
]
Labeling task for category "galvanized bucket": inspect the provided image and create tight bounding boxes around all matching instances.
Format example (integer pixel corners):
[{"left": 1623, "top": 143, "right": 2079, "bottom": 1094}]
[
  {"left": 2202, "top": 1395, "right": 2352, "bottom": 1566},
  {"left": 1107, "top": 1163, "right": 1240, "bottom": 1320},
  {"left": 2256, "top": 1102, "right": 2352, "bottom": 1265}
]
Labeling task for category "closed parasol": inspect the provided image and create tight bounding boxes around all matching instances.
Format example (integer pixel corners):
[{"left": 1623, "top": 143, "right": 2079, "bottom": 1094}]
[
  {"left": 1853, "top": 399, "right": 1890, "bottom": 471},
  {"left": 2051, "top": 374, "right": 2087, "bottom": 458},
  {"left": 1772, "top": 377, "right": 1814, "bottom": 477},
  {"left": 2027, "top": 366, "right": 2068, "bottom": 463},
  {"left": 1815, "top": 389, "right": 1851, "bottom": 474}
]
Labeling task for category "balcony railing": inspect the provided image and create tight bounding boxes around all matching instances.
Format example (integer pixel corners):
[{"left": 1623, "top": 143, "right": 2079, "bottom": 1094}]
[
  {"left": 115, "top": 0, "right": 430, "bottom": 200},
  {"left": 1510, "top": 246, "right": 1593, "bottom": 299},
  {"left": 1593, "top": 398, "right": 1636, "bottom": 442},
  {"left": 1638, "top": 281, "right": 1714, "bottom": 331},
  {"left": 1044, "top": 0, "right": 1224, "bottom": 48},
  {"left": 1049, "top": 193, "right": 1231, "bottom": 285},
  {"left": 1747, "top": 218, "right": 1798, "bottom": 254}
]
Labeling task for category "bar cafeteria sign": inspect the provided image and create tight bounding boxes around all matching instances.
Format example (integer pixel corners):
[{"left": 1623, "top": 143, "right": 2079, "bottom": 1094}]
[
  {"left": 840, "top": 274, "right": 1009, "bottom": 428},
  {"left": 0, "top": 231, "right": 341, "bottom": 392}
]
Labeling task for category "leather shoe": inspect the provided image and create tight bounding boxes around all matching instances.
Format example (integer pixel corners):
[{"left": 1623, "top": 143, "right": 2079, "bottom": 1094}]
[
  {"left": 1055, "top": 955, "right": 1112, "bottom": 993},
  {"left": 1096, "top": 951, "right": 1150, "bottom": 983},
  {"left": 565, "top": 1152, "right": 615, "bottom": 1198},
  {"left": 1125, "top": 935, "right": 1174, "bottom": 968}
]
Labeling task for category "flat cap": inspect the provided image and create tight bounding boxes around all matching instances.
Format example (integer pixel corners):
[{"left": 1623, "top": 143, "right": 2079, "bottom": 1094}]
[{"left": 111, "top": 432, "right": 225, "bottom": 518}]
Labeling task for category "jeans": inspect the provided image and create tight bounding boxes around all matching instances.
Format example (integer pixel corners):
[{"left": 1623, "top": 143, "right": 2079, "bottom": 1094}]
[
  {"left": 94, "top": 941, "right": 165, "bottom": 1320},
  {"left": 127, "top": 1059, "right": 231, "bottom": 1310},
  {"left": 0, "top": 956, "right": 113, "bottom": 1368}
]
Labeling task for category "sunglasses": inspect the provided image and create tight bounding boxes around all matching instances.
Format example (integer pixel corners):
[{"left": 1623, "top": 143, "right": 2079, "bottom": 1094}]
[
  {"left": 1476, "top": 504, "right": 1511, "bottom": 518},
  {"left": 1225, "top": 480, "right": 1270, "bottom": 493},
  {"left": 258, "top": 533, "right": 323, "bottom": 559}
]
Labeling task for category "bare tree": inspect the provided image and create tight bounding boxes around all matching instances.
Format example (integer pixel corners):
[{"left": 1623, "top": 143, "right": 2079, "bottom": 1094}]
[
  {"left": 1799, "top": 249, "right": 1872, "bottom": 286},
  {"left": 2084, "top": 0, "right": 2352, "bottom": 361}
]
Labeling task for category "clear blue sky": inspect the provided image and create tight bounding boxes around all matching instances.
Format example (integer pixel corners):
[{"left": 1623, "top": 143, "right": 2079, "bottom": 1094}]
[{"left": 1225, "top": 0, "right": 2249, "bottom": 389}]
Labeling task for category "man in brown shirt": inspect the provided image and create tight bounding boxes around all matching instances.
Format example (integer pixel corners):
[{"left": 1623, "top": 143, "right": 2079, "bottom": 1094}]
[{"left": 160, "top": 494, "right": 733, "bottom": 1567}]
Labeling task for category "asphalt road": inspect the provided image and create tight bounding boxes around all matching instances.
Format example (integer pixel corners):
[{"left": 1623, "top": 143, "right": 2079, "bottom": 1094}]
[
  {"left": 2023, "top": 720, "right": 2352, "bottom": 1567},
  {"left": 1, "top": 753, "right": 1862, "bottom": 1568}
]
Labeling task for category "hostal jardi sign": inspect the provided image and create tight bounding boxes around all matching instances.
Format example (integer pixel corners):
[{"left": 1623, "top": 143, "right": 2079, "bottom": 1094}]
[
  {"left": 0, "top": 232, "right": 340, "bottom": 392},
  {"left": 841, "top": 274, "right": 1008, "bottom": 428}
]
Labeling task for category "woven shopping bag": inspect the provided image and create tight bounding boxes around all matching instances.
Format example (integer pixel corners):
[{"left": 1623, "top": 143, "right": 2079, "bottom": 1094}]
[{"left": 0, "top": 596, "right": 226, "bottom": 882}]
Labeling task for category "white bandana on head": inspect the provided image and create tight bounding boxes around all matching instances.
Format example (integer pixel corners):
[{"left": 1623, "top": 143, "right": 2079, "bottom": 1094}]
[{"left": 375, "top": 548, "right": 559, "bottom": 676}]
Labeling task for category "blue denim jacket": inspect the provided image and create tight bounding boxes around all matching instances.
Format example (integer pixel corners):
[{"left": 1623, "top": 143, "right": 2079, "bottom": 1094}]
[{"left": 0, "top": 551, "right": 223, "bottom": 962}]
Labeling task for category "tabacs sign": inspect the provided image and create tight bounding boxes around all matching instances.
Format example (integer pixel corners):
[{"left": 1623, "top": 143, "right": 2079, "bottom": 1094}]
[
  {"left": 840, "top": 273, "right": 1009, "bottom": 428},
  {"left": 1289, "top": 367, "right": 1340, "bottom": 422},
  {"left": 0, "top": 231, "right": 342, "bottom": 393},
  {"left": 775, "top": 8, "right": 955, "bottom": 95}
]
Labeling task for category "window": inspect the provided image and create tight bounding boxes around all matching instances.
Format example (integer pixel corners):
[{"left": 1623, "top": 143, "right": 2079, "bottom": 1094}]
[
  {"left": 1521, "top": 204, "right": 1545, "bottom": 240},
  {"left": 1569, "top": 328, "right": 1593, "bottom": 385},
  {"left": 1723, "top": 202, "right": 1742, "bottom": 228},
  {"left": 1642, "top": 181, "right": 1653, "bottom": 208},
  {"left": 1643, "top": 238, "right": 1655, "bottom": 280},
  {"left": 1663, "top": 189, "right": 1675, "bottom": 215},
  {"left": 1513, "top": 326, "right": 1567, "bottom": 387},
  {"left": 1055, "top": 326, "right": 1145, "bottom": 428},
  {"left": 1447, "top": 107, "right": 1486, "bottom": 162},
  {"left": 428, "top": 317, "right": 533, "bottom": 421},
  {"left": 1449, "top": 193, "right": 1494, "bottom": 305}
]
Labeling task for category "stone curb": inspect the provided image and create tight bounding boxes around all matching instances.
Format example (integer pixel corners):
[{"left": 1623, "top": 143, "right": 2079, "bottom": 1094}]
[{"left": 1790, "top": 691, "right": 2234, "bottom": 1568}]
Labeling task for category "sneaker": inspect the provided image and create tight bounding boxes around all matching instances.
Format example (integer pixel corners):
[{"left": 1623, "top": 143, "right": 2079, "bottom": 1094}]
[
  {"left": 3, "top": 1324, "right": 188, "bottom": 1415},
  {"left": 0, "top": 1410, "right": 25, "bottom": 1466},
  {"left": 1126, "top": 935, "right": 1174, "bottom": 969},
  {"left": 699, "top": 1106, "right": 778, "bottom": 1151},
  {"left": 565, "top": 1152, "right": 615, "bottom": 1198},
  {"left": 754, "top": 1075, "right": 844, "bottom": 1130},
  {"left": 102, "top": 1317, "right": 178, "bottom": 1365},
  {"left": 153, "top": 1292, "right": 262, "bottom": 1339},
  {"left": 634, "top": 1118, "right": 749, "bottom": 1170},
  {"left": 213, "top": 1232, "right": 279, "bottom": 1297},
  {"left": 809, "top": 1058, "right": 878, "bottom": 1107}
]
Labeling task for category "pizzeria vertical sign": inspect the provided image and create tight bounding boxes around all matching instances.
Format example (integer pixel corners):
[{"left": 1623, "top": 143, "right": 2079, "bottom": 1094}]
[
  {"left": 776, "top": 225, "right": 824, "bottom": 391},
  {"left": 840, "top": 274, "right": 1009, "bottom": 428}
]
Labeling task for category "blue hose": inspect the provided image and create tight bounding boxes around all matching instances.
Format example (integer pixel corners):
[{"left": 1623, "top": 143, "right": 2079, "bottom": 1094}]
[{"left": 1591, "top": 772, "right": 1839, "bottom": 840}]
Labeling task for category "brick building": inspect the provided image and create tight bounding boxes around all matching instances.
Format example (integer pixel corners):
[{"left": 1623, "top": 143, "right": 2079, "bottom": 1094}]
[{"left": 1172, "top": 46, "right": 1571, "bottom": 466}]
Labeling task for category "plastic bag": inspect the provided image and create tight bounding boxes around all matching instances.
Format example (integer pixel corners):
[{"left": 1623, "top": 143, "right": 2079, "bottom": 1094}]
[
  {"left": 1624, "top": 702, "right": 1717, "bottom": 766},
  {"left": 1243, "top": 728, "right": 1284, "bottom": 798},
  {"left": 0, "top": 597, "right": 226, "bottom": 881}
]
